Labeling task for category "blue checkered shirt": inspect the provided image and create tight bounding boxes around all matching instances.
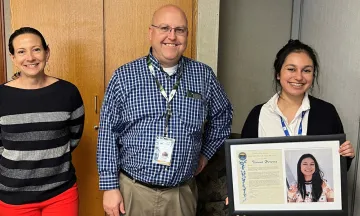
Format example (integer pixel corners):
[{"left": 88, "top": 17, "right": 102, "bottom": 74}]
[{"left": 97, "top": 50, "right": 233, "bottom": 190}]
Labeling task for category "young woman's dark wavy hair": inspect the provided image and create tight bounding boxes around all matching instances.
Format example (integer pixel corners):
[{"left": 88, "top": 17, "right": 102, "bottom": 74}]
[{"left": 297, "top": 153, "right": 324, "bottom": 202}]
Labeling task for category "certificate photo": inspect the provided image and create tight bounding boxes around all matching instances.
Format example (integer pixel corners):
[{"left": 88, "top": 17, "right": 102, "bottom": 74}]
[
  {"left": 285, "top": 149, "right": 334, "bottom": 203},
  {"left": 225, "top": 134, "right": 348, "bottom": 216}
]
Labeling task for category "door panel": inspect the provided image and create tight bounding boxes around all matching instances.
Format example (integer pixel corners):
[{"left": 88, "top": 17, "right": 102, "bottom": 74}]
[
  {"left": 10, "top": 1, "right": 104, "bottom": 215},
  {"left": 104, "top": 0, "right": 194, "bottom": 84}
]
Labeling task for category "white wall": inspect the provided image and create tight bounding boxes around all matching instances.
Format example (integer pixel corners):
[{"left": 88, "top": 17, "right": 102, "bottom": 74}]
[
  {"left": 217, "top": 0, "right": 293, "bottom": 133},
  {"left": 196, "top": 0, "right": 220, "bottom": 75},
  {"left": 300, "top": 0, "right": 360, "bottom": 215}
]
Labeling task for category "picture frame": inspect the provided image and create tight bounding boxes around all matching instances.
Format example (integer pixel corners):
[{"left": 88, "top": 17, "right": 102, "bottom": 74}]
[{"left": 225, "top": 134, "right": 348, "bottom": 216}]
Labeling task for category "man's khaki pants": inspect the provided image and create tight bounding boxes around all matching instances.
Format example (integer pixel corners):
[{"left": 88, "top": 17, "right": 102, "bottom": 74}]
[{"left": 119, "top": 173, "right": 198, "bottom": 216}]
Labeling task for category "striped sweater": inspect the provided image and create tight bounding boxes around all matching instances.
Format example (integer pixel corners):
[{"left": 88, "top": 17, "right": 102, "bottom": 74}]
[{"left": 0, "top": 79, "right": 84, "bottom": 205}]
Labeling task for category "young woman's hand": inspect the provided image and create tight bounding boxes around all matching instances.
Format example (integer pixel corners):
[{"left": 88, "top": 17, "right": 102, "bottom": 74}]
[{"left": 339, "top": 140, "right": 355, "bottom": 158}]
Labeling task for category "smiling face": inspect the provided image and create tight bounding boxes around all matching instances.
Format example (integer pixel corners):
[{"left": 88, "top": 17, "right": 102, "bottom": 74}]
[
  {"left": 149, "top": 5, "right": 188, "bottom": 67},
  {"left": 300, "top": 157, "right": 316, "bottom": 178},
  {"left": 10, "top": 33, "right": 50, "bottom": 78},
  {"left": 277, "top": 52, "right": 314, "bottom": 99}
]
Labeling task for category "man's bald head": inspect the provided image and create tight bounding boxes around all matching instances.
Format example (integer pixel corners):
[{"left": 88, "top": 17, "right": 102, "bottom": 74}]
[{"left": 151, "top": 5, "right": 188, "bottom": 27}]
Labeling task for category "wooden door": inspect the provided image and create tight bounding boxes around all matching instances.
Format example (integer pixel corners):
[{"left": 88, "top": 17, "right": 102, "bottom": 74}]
[
  {"left": 104, "top": 0, "right": 195, "bottom": 83},
  {"left": 10, "top": 1, "right": 105, "bottom": 215},
  {"left": 9, "top": 0, "right": 195, "bottom": 215}
]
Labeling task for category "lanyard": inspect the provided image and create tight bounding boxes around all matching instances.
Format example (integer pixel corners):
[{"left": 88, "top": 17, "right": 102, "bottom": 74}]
[
  {"left": 147, "top": 56, "right": 183, "bottom": 137},
  {"left": 280, "top": 111, "right": 306, "bottom": 136}
]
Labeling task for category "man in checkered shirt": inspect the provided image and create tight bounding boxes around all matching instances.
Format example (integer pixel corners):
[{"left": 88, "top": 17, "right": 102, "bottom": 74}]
[{"left": 97, "top": 4, "right": 233, "bottom": 216}]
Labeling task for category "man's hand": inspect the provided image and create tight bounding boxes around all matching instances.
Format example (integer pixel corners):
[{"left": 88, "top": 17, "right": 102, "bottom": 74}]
[
  {"left": 103, "top": 189, "right": 125, "bottom": 216},
  {"left": 195, "top": 154, "right": 208, "bottom": 176}
]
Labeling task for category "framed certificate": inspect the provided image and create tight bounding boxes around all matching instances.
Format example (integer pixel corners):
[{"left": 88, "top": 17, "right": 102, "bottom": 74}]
[{"left": 225, "top": 134, "right": 348, "bottom": 216}]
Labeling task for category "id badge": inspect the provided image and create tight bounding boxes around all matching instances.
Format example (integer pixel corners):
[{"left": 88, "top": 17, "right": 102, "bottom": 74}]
[{"left": 152, "top": 136, "right": 175, "bottom": 166}]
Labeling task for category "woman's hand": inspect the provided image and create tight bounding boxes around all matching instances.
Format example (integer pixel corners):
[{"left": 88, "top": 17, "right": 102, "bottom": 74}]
[
  {"left": 225, "top": 197, "right": 228, "bottom": 205},
  {"left": 287, "top": 184, "right": 298, "bottom": 202},
  {"left": 339, "top": 140, "right": 355, "bottom": 158}
]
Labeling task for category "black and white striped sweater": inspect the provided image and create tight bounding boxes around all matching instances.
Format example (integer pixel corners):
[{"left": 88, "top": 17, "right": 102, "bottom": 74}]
[{"left": 0, "top": 79, "right": 84, "bottom": 205}]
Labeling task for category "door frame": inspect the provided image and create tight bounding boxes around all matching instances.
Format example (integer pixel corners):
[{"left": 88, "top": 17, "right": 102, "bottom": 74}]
[
  {"left": 191, "top": 0, "right": 197, "bottom": 59},
  {"left": 0, "top": 0, "right": 6, "bottom": 83}
]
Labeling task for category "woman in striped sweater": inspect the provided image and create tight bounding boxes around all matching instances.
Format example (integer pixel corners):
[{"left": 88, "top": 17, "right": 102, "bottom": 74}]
[{"left": 0, "top": 27, "right": 84, "bottom": 216}]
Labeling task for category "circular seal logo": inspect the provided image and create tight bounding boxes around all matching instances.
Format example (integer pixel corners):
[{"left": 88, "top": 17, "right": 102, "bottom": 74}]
[{"left": 238, "top": 152, "right": 247, "bottom": 161}]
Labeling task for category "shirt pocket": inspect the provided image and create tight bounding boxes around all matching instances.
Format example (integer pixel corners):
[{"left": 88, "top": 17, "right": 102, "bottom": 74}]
[{"left": 175, "top": 93, "right": 207, "bottom": 132}]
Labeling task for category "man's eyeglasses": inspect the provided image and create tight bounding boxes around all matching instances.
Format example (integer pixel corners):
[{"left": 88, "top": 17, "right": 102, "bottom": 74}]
[{"left": 151, "top": 25, "right": 188, "bottom": 36}]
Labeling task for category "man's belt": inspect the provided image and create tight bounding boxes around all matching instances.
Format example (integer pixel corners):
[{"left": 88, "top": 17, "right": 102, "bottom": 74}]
[{"left": 120, "top": 169, "right": 190, "bottom": 190}]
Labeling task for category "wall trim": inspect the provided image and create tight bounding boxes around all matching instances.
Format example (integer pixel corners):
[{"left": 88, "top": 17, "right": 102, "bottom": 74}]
[{"left": 291, "top": 0, "right": 303, "bottom": 40}]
